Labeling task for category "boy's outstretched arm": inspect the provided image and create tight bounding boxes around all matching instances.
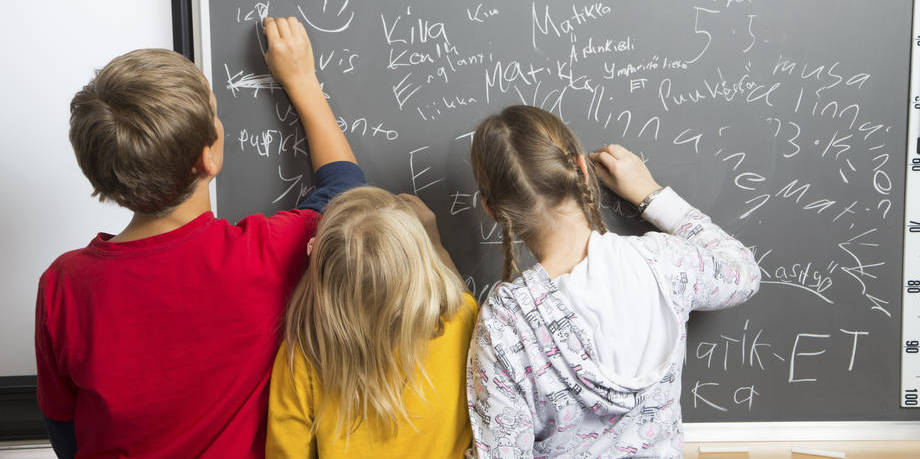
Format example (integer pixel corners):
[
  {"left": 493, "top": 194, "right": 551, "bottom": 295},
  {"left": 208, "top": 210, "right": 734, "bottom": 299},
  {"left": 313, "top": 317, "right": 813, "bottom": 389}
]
[
  {"left": 263, "top": 16, "right": 356, "bottom": 170},
  {"left": 263, "top": 16, "right": 363, "bottom": 213}
]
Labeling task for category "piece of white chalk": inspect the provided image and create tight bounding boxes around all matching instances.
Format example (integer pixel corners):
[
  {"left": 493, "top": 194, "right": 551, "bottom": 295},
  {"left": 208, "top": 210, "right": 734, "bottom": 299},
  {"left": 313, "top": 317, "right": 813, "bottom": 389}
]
[
  {"left": 790, "top": 447, "right": 846, "bottom": 458},
  {"left": 698, "top": 445, "right": 751, "bottom": 454}
]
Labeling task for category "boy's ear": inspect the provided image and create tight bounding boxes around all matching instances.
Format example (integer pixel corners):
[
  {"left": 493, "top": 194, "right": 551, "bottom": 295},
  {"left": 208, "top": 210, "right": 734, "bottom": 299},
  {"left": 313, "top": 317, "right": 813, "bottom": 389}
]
[
  {"left": 576, "top": 155, "right": 590, "bottom": 186},
  {"left": 196, "top": 143, "right": 221, "bottom": 178},
  {"left": 480, "top": 197, "right": 495, "bottom": 219}
]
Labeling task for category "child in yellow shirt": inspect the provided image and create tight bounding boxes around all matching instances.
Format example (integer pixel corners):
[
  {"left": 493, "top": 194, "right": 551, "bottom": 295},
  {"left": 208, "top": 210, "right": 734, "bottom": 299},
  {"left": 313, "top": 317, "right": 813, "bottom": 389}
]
[{"left": 267, "top": 187, "right": 477, "bottom": 458}]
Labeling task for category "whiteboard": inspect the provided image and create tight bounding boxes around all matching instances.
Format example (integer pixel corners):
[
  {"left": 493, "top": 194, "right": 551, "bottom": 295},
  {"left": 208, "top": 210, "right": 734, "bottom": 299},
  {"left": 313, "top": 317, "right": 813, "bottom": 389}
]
[{"left": 0, "top": 1, "right": 173, "bottom": 376}]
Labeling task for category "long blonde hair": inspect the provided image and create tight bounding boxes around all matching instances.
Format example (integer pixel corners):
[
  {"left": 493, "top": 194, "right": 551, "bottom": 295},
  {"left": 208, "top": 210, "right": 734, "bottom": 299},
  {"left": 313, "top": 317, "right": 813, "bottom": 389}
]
[
  {"left": 285, "top": 186, "right": 466, "bottom": 440},
  {"left": 471, "top": 105, "right": 608, "bottom": 282}
]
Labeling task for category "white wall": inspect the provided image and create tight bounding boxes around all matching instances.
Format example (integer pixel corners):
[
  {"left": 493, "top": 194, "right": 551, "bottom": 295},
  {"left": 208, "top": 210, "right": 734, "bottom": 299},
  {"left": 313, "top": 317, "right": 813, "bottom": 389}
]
[{"left": 0, "top": 1, "right": 173, "bottom": 375}]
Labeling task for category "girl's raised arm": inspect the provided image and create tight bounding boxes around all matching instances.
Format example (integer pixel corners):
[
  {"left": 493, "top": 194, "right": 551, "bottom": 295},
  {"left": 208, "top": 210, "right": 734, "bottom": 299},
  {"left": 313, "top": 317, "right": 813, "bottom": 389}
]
[{"left": 592, "top": 145, "right": 761, "bottom": 316}]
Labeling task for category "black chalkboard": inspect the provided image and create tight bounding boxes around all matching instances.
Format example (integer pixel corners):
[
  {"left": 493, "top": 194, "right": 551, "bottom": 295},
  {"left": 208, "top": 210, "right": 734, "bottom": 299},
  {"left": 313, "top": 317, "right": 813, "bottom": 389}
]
[{"left": 204, "top": 0, "right": 918, "bottom": 422}]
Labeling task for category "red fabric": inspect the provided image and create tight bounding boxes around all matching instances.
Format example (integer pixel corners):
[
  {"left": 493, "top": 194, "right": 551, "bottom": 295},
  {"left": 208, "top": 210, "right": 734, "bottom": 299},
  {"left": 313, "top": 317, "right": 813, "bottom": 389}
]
[{"left": 35, "top": 209, "right": 320, "bottom": 458}]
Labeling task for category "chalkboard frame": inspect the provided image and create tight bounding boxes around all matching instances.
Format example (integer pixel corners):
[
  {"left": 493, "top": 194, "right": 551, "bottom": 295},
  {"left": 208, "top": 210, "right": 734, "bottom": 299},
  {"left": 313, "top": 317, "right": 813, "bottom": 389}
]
[
  {"left": 0, "top": 376, "right": 43, "bottom": 441},
  {"left": 189, "top": 0, "right": 219, "bottom": 213},
  {"left": 172, "top": 0, "right": 195, "bottom": 61},
  {"left": 192, "top": 0, "right": 920, "bottom": 441},
  {"left": 903, "top": 0, "right": 920, "bottom": 411}
]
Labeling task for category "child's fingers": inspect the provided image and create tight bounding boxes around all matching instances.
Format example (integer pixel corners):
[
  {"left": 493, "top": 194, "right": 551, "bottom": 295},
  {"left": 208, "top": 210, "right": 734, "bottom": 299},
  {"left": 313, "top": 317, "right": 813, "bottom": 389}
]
[
  {"left": 291, "top": 17, "right": 309, "bottom": 42},
  {"left": 263, "top": 17, "right": 280, "bottom": 43},
  {"left": 599, "top": 144, "right": 620, "bottom": 159},
  {"left": 594, "top": 166, "right": 615, "bottom": 187},
  {"left": 603, "top": 144, "right": 630, "bottom": 159},
  {"left": 591, "top": 159, "right": 616, "bottom": 189},
  {"left": 398, "top": 193, "right": 423, "bottom": 210},
  {"left": 398, "top": 194, "right": 434, "bottom": 224},
  {"left": 275, "top": 16, "right": 292, "bottom": 39},
  {"left": 399, "top": 193, "right": 434, "bottom": 214},
  {"left": 397, "top": 193, "right": 417, "bottom": 203},
  {"left": 590, "top": 151, "right": 618, "bottom": 173},
  {"left": 284, "top": 17, "right": 302, "bottom": 41}
]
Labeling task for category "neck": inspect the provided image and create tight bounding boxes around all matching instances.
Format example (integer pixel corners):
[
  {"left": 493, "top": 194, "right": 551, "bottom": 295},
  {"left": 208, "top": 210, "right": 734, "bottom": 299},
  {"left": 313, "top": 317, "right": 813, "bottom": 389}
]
[
  {"left": 529, "top": 201, "right": 593, "bottom": 278},
  {"left": 110, "top": 179, "right": 212, "bottom": 243}
]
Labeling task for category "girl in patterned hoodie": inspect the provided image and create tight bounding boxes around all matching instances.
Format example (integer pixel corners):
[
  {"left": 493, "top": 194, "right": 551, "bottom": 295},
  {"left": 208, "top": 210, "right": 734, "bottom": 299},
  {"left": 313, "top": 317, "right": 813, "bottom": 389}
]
[{"left": 466, "top": 106, "right": 761, "bottom": 458}]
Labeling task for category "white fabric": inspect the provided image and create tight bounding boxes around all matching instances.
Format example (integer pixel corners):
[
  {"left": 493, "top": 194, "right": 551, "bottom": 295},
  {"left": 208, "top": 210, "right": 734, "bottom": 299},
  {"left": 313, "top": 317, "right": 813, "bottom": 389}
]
[
  {"left": 553, "top": 187, "right": 690, "bottom": 385},
  {"left": 642, "top": 186, "right": 698, "bottom": 233}
]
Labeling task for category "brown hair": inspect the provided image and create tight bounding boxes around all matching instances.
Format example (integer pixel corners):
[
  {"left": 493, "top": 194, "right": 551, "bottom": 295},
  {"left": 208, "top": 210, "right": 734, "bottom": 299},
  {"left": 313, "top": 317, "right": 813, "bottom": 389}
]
[
  {"left": 471, "top": 105, "right": 608, "bottom": 281},
  {"left": 69, "top": 48, "right": 217, "bottom": 215},
  {"left": 285, "top": 187, "right": 465, "bottom": 441}
]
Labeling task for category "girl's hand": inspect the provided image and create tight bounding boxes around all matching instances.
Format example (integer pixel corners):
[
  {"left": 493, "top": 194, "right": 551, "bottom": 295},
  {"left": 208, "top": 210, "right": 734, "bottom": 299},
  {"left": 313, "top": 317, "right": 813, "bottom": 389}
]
[
  {"left": 590, "top": 144, "right": 661, "bottom": 206},
  {"left": 399, "top": 193, "right": 464, "bottom": 282},
  {"left": 263, "top": 17, "right": 317, "bottom": 90},
  {"left": 398, "top": 194, "right": 442, "bottom": 246}
]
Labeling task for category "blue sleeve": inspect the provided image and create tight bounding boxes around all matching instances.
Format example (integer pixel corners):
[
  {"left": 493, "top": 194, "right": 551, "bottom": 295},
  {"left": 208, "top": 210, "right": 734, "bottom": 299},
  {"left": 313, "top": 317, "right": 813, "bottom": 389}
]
[
  {"left": 297, "top": 161, "right": 366, "bottom": 213},
  {"left": 45, "top": 416, "right": 76, "bottom": 459}
]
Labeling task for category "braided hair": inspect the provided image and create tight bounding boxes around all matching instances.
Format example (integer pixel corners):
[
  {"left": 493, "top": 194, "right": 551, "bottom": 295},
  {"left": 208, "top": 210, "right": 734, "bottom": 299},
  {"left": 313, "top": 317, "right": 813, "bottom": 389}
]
[{"left": 471, "top": 106, "right": 607, "bottom": 282}]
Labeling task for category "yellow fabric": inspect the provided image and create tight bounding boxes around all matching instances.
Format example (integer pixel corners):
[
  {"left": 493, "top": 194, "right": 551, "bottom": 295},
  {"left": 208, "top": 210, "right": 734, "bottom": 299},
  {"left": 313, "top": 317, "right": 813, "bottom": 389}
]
[{"left": 266, "top": 293, "right": 479, "bottom": 459}]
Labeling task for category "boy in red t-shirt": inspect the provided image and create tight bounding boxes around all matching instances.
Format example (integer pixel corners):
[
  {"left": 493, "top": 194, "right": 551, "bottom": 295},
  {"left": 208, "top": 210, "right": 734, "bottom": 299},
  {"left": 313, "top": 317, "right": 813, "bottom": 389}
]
[{"left": 34, "top": 17, "right": 362, "bottom": 458}]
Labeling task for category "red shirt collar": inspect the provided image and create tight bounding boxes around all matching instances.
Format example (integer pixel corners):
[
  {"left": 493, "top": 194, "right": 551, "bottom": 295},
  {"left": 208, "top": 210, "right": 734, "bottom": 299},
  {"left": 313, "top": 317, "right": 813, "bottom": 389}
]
[{"left": 87, "top": 211, "right": 215, "bottom": 257}]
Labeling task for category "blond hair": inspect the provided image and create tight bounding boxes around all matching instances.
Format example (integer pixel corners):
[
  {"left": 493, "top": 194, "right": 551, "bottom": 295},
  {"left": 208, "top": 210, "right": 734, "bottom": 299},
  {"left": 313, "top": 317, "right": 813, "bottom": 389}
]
[
  {"left": 69, "top": 48, "right": 217, "bottom": 215},
  {"left": 285, "top": 186, "right": 466, "bottom": 441},
  {"left": 471, "top": 105, "right": 608, "bottom": 281}
]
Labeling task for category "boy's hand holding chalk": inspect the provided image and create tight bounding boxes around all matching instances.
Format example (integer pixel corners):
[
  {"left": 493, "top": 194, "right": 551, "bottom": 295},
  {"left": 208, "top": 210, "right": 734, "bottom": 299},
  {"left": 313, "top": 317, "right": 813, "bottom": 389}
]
[{"left": 263, "top": 16, "right": 317, "bottom": 91}]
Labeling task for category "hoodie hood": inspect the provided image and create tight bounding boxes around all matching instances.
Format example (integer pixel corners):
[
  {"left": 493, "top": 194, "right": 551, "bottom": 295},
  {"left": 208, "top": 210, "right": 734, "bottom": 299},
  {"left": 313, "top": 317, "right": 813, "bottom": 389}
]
[{"left": 511, "top": 264, "right": 682, "bottom": 415}]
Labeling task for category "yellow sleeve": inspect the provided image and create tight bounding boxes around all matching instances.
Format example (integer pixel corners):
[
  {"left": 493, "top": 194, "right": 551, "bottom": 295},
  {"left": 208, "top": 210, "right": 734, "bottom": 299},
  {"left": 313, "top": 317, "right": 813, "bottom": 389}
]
[
  {"left": 462, "top": 292, "right": 480, "bottom": 321},
  {"left": 266, "top": 341, "right": 316, "bottom": 459}
]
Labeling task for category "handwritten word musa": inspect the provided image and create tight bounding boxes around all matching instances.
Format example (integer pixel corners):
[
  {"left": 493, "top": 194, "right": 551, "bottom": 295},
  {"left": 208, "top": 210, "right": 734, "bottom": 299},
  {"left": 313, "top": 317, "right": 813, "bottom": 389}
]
[{"left": 772, "top": 55, "right": 871, "bottom": 97}]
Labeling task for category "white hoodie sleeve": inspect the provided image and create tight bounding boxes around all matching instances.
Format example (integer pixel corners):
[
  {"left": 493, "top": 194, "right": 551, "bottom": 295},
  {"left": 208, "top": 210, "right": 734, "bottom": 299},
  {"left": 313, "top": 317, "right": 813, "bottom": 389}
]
[{"left": 634, "top": 187, "right": 761, "bottom": 316}]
